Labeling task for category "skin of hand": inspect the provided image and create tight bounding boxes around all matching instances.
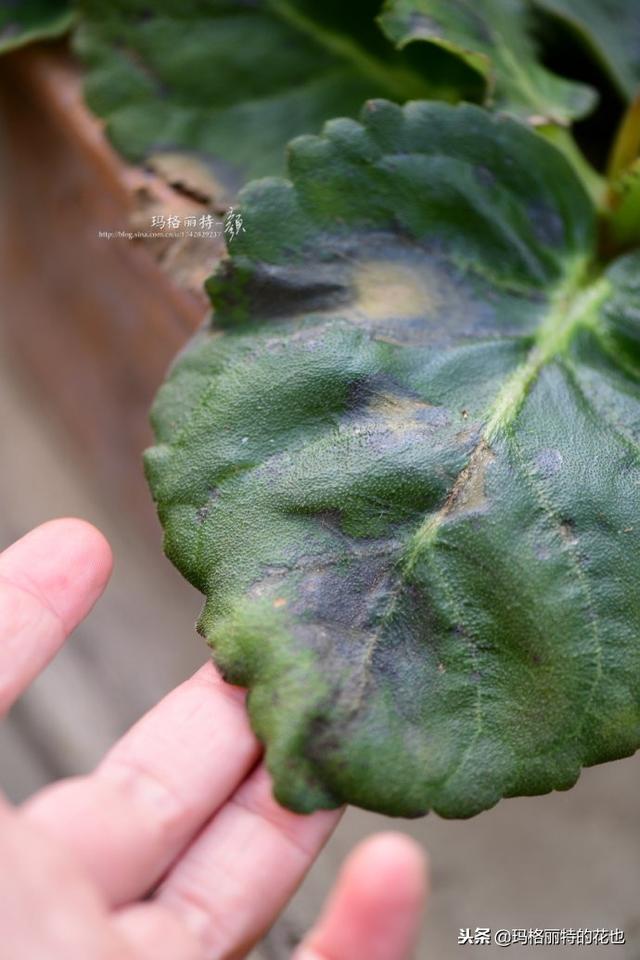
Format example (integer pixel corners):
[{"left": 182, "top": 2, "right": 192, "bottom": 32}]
[{"left": 0, "top": 518, "right": 428, "bottom": 960}]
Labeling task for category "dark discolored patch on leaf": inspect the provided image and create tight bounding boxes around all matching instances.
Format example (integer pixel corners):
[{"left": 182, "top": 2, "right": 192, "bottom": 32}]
[{"left": 146, "top": 101, "right": 640, "bottom": 818}]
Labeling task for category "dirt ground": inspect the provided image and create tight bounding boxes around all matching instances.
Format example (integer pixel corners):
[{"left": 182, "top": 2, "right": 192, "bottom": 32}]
[{"left": 0, "top": 348, "right": 638, "bottom": 959}]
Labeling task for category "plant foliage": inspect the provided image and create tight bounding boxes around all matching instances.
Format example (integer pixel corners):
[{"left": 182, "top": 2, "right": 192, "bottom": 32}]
[
  {"left": 378, "top": 0, "right": 596, "bottom": 123},
  {"left": 7, "top": 0, "right": 640, "bottom": 817},
  {"left": 0, "top": 0, "right": 73, "bottom": 54},
  {"left": 146, "top": 100, "right": 640, "bottom": 817},
  {"left": 72, "top": 0, "right": 480, "bottom": 185},
  {"left": 531, "top": 0, "right": 640, "bottom": 102}
]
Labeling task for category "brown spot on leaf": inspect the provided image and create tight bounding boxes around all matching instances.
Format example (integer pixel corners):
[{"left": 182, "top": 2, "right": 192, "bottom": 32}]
[
  {"left": 368, "top": 392, "right": 450, "bottom": 433},
  {"left": 559, "top": 519, "right": 578, "bottom": 546},
  {"left": 444, "top": 439, "right": 496, "bottom": 518},
  {"left": 353, "top": 260, "right": 440, "bottom": 321}
]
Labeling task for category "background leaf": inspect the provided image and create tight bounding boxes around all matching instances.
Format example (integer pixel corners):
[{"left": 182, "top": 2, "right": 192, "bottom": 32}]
[
  {"left": 0, "top": 0, "right": 73, "bottom": 54},
  {"left": 378, "top": 0, "right": 596, "bottom": 124},
  {"left": 73, "top": 0, "right": 482, "bottom": 191},
  {"left": 145, "top": 100, "right": 640, "bottom": 818},
  {"left": 532, "top": 0, "right": 640, "bottom": 102}
]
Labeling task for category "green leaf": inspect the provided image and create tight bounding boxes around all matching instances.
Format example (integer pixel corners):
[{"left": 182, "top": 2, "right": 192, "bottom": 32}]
[
  {"left": 71, "top": 0, "right": 480, "bottom": 190},
  {"left": 73, "top": 0, "right": 482, "bottom": 190},
  {"left": 378, "top": 0, "right": 596, "bottom": 124},
  {"left": 145, "top": 100, "right": 640, "bottom": 818},
  {"left": 537, "top": 124, "right": 606, "bottom": 208},
  {"left": 532, "top": 0, "right": 640, "bottom": 102},
  {"left": 0, "top": 0, "right": 73, "bottom": 53}
]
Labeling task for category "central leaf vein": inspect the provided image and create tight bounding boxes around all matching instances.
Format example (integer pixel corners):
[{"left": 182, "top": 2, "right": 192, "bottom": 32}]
[{"left": 405, "top": 259, "right": 609, "bottom": 568}]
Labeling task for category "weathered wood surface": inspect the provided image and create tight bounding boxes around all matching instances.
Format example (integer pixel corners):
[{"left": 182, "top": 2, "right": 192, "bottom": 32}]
[
  {"left": 1, "top": 44, "right": 640, "bottom": 960},
  {"left": 0, "top": 45, "right": 222, "bottom": 528}
]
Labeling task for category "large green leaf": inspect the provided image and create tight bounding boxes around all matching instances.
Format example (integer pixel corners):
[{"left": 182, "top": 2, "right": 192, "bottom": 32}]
[
  {"left": 378, "top": 0, "right": 596, "bottom": 124},
  {"left": 0, "top": 0, "right": 73, "bottom": 54},
  {"left": 533, "top": 0, "right": 640, "bottom": 101},
  {"left": 73, "top": 0, "right": 480, "bottom": 191},
  {"left": 145, "top": 100, "right": 640, "bottom": 818}
]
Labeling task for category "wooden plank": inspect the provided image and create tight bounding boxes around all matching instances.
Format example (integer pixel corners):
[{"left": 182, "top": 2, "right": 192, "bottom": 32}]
[
  {"left": 0, "top": 45, "right": 223, "bottom": 529},
  {"left": 0, "top": 347, "right": 205, "bottom": 793}
]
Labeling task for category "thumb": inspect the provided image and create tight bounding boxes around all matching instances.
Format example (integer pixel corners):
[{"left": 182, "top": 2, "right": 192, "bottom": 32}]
[{"left": 293, "top": 832, "right": 428, "bottom": 960}]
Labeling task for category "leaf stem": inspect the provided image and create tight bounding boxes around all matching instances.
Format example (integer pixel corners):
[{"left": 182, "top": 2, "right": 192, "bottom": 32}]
[
  {"left": 607, "top": 94, "right": 640, "bottom": 181},
  {"left": 405, "top": 258, "right": 609, "bottom": 567},
  {"left": 483, "top": 263, "right": 608, "bottom": 441}
]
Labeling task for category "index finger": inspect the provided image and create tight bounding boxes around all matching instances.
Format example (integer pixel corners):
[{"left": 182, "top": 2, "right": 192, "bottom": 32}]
[
  {"left": 25, "top": 662, "right": 262, "bottom": 906},
  {"left": 0, "top": 518, "right": 113, "bottom": 715}
]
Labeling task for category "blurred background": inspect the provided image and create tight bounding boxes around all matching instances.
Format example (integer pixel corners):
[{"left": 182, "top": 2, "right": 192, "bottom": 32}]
[{"left": 0, "top": 41, "right": 639, "bottom": 960}]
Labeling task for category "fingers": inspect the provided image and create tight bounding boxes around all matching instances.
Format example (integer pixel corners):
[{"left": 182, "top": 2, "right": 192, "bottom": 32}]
[
  {"left": 114, "top": 904, "right": 204, "bottom": 960},
  {"left": 25, "top": 663, "right": 261, "bottom": 906},
  {"left": 0, "top": 519, "right": 112, "bottom": 715},
  {"left": 155, "top": 764, "right": 342, "bottom": 959},
  {"left": 0, "top": 803, "right": 133, "bottom": 960},
  {"left": 293, "top": 833, "right": 428, "bottom": 960}
]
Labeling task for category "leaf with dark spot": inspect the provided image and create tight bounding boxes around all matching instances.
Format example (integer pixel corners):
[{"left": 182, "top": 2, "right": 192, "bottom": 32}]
[{"left": 145, "top": 101, "right": 640, "bottom": 818}]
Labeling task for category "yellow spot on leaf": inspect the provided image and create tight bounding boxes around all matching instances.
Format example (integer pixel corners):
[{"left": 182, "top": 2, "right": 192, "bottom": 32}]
[{"left": 353, "top": 260, "right": 439, "bottom": 321}]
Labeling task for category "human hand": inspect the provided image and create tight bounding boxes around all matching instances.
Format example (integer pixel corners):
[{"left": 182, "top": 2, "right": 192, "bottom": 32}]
[{"left": 0, "top": 519, "right": 427, "bottom": 959}]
